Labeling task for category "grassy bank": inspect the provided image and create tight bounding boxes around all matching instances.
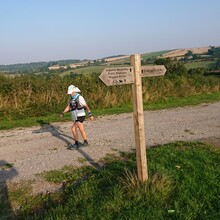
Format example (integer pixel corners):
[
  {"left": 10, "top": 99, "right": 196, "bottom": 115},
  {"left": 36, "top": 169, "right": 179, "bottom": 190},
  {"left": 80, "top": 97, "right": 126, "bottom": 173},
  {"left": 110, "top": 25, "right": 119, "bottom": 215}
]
[
  {"left": 3, "top": 141, "right": 219, "bottom": 219},
  {"left": 0, "top": 92, "right": 220, "bottom": 130}
]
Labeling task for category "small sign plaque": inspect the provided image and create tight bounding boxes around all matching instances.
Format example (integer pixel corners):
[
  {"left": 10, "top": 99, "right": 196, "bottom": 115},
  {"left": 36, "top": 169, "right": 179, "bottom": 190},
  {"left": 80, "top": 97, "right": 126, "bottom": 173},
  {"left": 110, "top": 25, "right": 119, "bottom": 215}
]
[
  {"left": 99, "top": 67, "right": 134, "bottom": 86},
  {"left": 141, "top": 65, "right": 166, "bottom": 77}
]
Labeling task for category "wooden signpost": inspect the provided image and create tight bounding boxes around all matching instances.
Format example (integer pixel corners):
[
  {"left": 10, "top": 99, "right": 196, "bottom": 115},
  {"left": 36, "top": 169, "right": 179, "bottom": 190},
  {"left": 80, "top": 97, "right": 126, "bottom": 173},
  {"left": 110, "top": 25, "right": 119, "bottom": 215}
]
[
  {"left": 141, "top": 65, "right": 166, "bottom": 77},
  {"left": 99, "top": 54, "right": 166, "bottom": 182},
  {"left": 99, "top": 67, "right": 134, "bottom": 86}
]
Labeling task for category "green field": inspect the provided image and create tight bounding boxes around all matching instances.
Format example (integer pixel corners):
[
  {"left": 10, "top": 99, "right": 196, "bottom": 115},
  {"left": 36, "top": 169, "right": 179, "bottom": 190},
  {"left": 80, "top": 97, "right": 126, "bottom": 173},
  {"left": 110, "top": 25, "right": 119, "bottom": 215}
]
[
  {"left": 183, "top": 60, "right": 216, "bottom": 69},
  {"left": 141, "top": 50, "right": 172, "bottom": 60}
]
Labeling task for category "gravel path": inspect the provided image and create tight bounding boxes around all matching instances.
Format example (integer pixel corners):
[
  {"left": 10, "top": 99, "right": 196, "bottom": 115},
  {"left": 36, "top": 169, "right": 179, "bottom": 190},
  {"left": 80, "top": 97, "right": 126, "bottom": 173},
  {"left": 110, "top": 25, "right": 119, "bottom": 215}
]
[{"left": 0, "top": 102, "right": 220, "bottom": 193}]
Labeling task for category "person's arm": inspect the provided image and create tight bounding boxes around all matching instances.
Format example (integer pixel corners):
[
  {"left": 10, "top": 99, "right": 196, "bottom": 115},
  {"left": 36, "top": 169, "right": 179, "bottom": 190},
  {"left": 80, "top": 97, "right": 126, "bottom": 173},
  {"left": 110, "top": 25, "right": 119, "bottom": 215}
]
[
  {"left": 60, "top": 105, "right": 70, "bottom": 118},
  {"left": 84, "top": 103, "right": 94, "bottom": 120},
  {"left": 79, "top": 96, "right": 94, "bottom": 120}
]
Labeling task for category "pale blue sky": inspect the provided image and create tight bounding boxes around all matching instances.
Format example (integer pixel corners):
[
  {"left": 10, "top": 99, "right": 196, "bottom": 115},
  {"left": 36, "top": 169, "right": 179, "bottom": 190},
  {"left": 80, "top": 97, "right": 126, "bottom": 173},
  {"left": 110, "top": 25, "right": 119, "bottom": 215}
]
[{"left": 1, "top": 0, "right": 220, "bottom": 64}]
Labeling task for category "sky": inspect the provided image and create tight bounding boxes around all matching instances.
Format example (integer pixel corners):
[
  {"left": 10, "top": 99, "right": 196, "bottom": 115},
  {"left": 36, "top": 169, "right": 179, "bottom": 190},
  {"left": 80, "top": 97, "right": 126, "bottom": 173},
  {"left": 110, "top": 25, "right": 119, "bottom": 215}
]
[{"left": 1, "top": 0, "right": 220, "bottom": 65}]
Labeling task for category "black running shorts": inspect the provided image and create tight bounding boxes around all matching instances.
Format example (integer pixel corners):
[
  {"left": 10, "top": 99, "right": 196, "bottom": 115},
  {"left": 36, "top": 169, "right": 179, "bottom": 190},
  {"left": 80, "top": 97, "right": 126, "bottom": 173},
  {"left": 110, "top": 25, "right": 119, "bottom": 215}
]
[{"left": 76, "top": 116, "right": 85, "bottom": 123}]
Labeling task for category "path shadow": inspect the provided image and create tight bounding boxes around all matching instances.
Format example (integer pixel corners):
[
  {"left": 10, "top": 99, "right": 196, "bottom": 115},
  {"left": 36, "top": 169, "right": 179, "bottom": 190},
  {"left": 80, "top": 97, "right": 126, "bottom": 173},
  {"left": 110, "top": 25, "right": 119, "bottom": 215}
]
[
  {"left": 33, "top": 120, "right": 73, "bottom": 147},
  {"left": 33, "top": 120, "right": 100, "bottom": 169},
  {"left": 76, "top": 148, "right": 100, "bottom": 169},
  {"left": 0, "top": 160, "right": 18, "bottom": 219}
]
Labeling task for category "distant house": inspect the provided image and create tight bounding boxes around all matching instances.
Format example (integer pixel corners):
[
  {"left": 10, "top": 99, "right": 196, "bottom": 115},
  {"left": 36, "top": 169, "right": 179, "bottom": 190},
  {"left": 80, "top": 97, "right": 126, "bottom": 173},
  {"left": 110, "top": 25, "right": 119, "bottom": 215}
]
[
  {"left": 69, "top": 63, "right": 81, "bottom": 68},
  {"left": 48, "top": 65, "right": 67, "bottom": 70},
  {"left": 48, "top": 62, "right": 87, "bottom": 70}
]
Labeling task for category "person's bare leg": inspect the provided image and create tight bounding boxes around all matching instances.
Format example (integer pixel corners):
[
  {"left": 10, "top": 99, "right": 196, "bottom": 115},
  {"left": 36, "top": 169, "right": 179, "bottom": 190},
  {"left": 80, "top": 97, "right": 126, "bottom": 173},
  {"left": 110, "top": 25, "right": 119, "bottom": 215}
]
[
  {"left": 71, "top": 122, "right": 78, "bottom": 141},
  {"left": 78, "top": 122, "right": 87, "bottom": 141}
]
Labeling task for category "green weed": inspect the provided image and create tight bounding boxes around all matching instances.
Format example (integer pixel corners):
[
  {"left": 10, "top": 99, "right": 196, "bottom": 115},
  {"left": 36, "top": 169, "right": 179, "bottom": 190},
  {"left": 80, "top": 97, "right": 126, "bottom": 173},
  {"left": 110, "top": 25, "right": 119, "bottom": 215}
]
[{"left": 36, "top": 165, "right": 95, "bottom": 183}]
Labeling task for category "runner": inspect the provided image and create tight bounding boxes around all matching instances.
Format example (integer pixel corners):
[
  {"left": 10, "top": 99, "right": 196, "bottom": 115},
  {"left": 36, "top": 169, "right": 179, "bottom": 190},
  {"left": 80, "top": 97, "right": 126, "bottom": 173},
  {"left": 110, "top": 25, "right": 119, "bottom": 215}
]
[{"left": 60, "top": 85, "right": 94, "bottom": 148}]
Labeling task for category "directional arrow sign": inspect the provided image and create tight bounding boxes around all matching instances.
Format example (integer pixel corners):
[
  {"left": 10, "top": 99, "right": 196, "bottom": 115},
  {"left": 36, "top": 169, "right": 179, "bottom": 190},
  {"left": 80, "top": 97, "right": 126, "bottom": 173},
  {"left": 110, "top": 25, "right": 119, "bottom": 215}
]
[
  {"left": 99, "top": 67, "right": 134, "bottom": 86},
  {"left": 141, "top": 65, "right": 166, "bottom": 77}
]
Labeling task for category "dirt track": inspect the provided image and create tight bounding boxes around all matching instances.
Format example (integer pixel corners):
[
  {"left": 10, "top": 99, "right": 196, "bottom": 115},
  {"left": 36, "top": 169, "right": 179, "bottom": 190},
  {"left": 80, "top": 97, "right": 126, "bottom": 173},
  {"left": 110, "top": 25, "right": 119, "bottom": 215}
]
[{"left": 0, "top": 102, "right": 220, "bottom": 193}]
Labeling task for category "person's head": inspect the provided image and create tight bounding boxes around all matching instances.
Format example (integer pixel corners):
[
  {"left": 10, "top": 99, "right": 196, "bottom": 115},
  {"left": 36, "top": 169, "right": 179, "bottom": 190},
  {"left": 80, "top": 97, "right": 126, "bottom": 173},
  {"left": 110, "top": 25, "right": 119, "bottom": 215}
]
[{"left": 67, "top": 85, "right": 81, "bottom": 95}]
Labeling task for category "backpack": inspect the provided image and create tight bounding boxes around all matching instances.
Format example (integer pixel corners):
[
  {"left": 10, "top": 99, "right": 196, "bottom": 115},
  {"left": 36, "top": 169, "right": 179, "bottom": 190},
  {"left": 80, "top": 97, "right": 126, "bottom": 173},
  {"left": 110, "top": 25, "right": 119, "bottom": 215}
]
[{"left": 69, "top": 93, "right": 84, "bottom": 111}]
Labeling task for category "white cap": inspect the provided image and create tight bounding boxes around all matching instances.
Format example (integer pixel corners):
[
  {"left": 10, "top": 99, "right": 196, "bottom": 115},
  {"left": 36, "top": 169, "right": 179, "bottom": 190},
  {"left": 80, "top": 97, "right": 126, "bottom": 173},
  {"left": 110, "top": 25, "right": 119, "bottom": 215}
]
[{"left": 67, "top": 85, "right": 81, "bottom": 94}]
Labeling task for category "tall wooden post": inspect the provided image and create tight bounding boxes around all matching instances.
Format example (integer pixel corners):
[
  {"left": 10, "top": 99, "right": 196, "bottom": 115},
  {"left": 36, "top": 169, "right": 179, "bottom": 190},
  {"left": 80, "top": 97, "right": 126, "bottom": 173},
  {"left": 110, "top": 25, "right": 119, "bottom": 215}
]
[
  {"left": 99, "top": 54, "right": 166, "bottom": 182},
  {"left": 130, "top": 54, "right": 148, "bottom": 182}
]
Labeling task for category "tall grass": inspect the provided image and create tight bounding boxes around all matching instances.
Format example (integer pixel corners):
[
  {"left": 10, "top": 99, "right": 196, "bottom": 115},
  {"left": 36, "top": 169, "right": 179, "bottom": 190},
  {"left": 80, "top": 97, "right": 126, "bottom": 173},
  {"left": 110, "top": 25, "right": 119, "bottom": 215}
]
[{"left": 0, "top": 69, "right": 219, "bottom": 121}]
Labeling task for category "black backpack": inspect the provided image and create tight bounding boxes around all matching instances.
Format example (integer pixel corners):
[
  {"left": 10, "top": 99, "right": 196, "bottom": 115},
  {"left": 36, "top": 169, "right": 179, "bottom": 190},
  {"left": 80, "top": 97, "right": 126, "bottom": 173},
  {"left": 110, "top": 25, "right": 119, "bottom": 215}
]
[{"left": 69, "top": 94, "right": 84, "bottom": 111}]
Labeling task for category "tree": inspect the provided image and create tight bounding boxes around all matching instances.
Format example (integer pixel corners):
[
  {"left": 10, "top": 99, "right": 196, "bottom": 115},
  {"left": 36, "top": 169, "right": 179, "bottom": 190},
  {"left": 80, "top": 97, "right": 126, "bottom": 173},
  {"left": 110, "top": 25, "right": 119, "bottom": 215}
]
[
  {"left": 154, "top": 58, "right": 171, "bottom": 66},
  {"left": 215, "top": 58, "right": 220, "bottom": 69},
  {"left": 192, "top": 54, "right": 199, "bottom": 60},
  {"left": 167, "top": 62, "right": 187, "bottom": 76},
  {"left": 185, "top": 50, "right": 193, "bottom": 56},
  {"left": 184, "top": 50, "right": 193, "bottom": 60}
]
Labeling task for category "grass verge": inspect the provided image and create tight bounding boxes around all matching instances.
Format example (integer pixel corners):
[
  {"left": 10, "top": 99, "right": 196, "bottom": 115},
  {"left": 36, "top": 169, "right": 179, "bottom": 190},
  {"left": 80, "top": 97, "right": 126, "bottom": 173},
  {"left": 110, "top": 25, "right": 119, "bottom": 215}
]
[
  {"left": 4, "top": 141, "right": 218, "bottom": 219},
  {"left": 0, "top": 92, "right": 220, "bottom": 130}
]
